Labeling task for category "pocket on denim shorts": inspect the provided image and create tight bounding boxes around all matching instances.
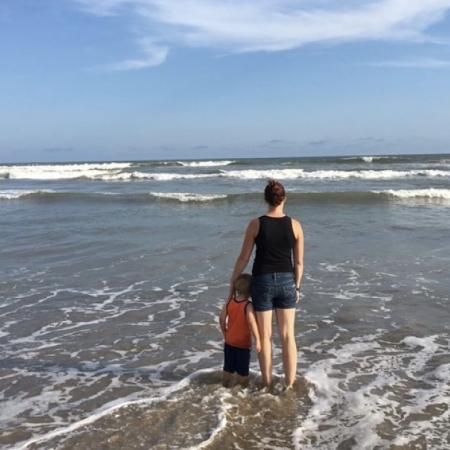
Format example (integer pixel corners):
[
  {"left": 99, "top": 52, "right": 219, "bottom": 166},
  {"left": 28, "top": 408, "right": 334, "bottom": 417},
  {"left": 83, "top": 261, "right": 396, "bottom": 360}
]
[
  {"left": 274, "top": 283, "right": 297, "bottom": 309},
  {"left": 251, "top": 283, "right": 273, "bottom": 312}
]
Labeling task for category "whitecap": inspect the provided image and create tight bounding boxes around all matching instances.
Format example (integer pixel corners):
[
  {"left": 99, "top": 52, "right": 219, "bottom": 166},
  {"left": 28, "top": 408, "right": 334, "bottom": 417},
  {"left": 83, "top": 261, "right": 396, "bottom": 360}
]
[
  {"left": 0, "top": 162, "right": 132, "bottom": 180},
  {"left": 374, "top": 188, "right": 450, "bottom": 200},
  {"left": 0, "top": 189, "right": 54, "bottom": 200},
  {"left": 176, "top": 160, "right": 235, "bottom": 168},
  {"left": 149, "top": 192, "right": 228, "bottom": 202},
  {"left": 221, "top": 168, "right": 450, "bottom": 181}
]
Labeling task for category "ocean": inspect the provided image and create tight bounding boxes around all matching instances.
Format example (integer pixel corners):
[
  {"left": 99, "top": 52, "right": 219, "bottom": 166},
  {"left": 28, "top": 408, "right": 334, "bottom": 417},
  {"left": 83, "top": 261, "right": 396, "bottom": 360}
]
[{"left": 1, "top": 154, "right": 449, "bottom": 449}]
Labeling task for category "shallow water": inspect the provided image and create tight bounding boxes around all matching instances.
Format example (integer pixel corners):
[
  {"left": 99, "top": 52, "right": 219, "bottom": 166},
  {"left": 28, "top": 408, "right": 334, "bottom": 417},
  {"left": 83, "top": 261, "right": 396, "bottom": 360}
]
[{"left": 1, "top": 154, "right": 449, "bottom": 449}]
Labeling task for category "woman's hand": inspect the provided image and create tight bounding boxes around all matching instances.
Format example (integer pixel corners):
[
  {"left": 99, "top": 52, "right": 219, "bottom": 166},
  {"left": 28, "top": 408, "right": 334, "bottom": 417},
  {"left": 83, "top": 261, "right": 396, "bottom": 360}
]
[
  {"left": 228, "top": 283, "right": 235, "bottom": 301},
  {"left": 296, "top": 288, "right": 301, "bottom": 304},
  {"left": 219, "top": 306, "right": 227, "bottom": 338}
]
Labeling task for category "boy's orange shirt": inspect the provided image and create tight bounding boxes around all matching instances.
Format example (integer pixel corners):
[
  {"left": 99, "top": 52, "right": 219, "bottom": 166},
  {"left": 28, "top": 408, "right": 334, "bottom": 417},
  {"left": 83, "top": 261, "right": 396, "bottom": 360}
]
[{"left": 225, "top": 297, "right": 252, "bottom": 349}]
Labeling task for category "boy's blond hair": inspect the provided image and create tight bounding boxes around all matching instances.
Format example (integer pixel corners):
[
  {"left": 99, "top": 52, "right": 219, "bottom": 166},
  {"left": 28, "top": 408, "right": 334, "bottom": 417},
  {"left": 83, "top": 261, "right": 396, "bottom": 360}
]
[{"left": 234, "top": 273, "right": 252, "bottom": 298}]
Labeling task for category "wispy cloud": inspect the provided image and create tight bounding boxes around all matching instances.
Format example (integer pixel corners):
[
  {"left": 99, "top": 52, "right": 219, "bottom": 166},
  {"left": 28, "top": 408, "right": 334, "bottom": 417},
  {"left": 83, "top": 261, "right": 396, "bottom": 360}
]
[
  {"left": 94, "top": 39, "right": 168, "bottom": 71},
  {"left": 74, "top": 0, "right": 450, "bottom": 68},
  {"left": 368, "top": 57, "right": 450, "bottom": 68}
]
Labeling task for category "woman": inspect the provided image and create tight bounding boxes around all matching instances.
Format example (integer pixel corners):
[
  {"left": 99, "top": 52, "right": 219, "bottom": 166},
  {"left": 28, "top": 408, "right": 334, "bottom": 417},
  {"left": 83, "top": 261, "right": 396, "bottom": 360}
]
[{"left": 228, "top": 179, "right": 304, "bottom": 388}]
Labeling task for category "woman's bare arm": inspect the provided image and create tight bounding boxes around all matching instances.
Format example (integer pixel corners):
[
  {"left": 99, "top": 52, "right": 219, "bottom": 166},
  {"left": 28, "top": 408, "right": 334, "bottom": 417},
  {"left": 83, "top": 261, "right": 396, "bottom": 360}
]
[
  {"left": 228, "top": 219, "right": 259, "bottom": 299},
  {"left": 292, "top": 219, "right": 304, "bottom": 301},
  {"left": 219, "top": 304, "right": 227, "bottom": 338}
]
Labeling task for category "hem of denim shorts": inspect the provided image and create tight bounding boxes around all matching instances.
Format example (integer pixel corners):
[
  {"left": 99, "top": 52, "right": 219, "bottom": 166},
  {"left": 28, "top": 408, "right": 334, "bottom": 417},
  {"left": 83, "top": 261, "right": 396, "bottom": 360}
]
[
  {"left": 274, "top": 305, "right": 297, "bottom": 310},
  {"left": 253, "top": 306, "right": 274, "bottom": 312}
]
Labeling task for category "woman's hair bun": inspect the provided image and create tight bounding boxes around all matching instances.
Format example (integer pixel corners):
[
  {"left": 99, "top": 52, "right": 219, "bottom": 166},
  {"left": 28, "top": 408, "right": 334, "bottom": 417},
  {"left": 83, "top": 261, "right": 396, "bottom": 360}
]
[{"left": 264, "top": 179, "right": 286, "bottom": 207}]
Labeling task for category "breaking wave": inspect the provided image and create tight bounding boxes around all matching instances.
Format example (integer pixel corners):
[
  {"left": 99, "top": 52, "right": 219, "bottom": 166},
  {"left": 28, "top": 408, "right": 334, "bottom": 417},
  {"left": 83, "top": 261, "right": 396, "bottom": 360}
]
[
  {"left": 0, "top": 162, "right": 132, "bottom": 180},
  {"left": 176, "top": 160, "right": 235, "bottom": 167},
  {"left": 149, "top": 192, "right": 228, "bottom": 202},
  {"left": 1, "top": 161, "right": 450, "bottom": 182},
  {"left": 3, "top": 189, "right": 450, "bottom": 205},
  {"left": 221, "top": 168, "right": 450, "bottom": 180},
  {"left": 373, "top": 188, "right": 450, "bottom": 200}
]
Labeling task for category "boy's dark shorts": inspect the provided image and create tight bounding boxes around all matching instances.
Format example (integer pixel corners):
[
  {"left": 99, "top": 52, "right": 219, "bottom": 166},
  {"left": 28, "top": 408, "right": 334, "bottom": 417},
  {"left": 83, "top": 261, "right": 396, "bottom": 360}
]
[{"left": 223, "top": 343, "right": 250, "bottom": 377}]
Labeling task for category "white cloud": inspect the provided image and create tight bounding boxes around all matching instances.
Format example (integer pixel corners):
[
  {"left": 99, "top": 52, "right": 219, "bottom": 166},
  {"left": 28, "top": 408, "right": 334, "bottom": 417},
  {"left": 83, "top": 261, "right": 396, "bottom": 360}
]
[
  {"left": 369, "top": 57, "right": 450, "bottom": 68},
  {"left": 75, "top": 0, "right": 450, "bottom": 68},
  {"left": 100, "top": 40, "right": 169, "bottom": 71}
]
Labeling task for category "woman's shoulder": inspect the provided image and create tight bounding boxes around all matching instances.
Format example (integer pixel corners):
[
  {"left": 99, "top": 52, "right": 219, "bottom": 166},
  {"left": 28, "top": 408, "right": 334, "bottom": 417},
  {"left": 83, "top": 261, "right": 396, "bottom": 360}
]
[
  {"left": 289, "top": 216, "right": 303, "bottom": 237},
  {"left": 246, "top": 217, "right": 261, "bottom": 237}
]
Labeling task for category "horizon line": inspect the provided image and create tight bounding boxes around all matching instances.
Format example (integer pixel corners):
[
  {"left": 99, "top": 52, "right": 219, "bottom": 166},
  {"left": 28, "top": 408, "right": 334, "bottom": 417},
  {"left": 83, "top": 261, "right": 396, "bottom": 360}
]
[{"left": 1, "top": 151, "right": 449, "bottom": 165}]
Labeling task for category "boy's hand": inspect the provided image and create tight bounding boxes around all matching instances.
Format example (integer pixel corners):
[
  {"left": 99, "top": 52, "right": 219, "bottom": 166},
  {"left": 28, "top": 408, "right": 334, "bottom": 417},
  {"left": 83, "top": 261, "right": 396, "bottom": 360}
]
[{"left": 255, "top": 339, "right": 261, "bottom": 353}]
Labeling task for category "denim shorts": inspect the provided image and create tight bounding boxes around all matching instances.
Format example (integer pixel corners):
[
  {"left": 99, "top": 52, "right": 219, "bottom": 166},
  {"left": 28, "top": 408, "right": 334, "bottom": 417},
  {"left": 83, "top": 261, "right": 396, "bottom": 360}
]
[{"left": 251, "top": 272, "right": 297, "bottom": 312}]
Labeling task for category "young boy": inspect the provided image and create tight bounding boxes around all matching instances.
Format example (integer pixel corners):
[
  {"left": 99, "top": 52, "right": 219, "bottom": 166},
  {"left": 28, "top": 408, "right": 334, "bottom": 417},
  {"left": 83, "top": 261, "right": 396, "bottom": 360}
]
[{"left": 219, "top": 273, "right": 261, "bottom": 387}]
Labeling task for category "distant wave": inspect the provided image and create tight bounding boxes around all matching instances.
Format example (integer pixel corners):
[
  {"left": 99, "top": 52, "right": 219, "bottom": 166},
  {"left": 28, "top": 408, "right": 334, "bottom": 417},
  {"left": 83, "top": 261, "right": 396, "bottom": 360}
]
[
  {"left": 4, "top": 189, "right": 450, "bottom": 205},
  {"left": 149, "top": 192, "right": 228, "bottom": 202},
  {"left": 220, "top": 168, "right": 450, "bottom": 180},
  {"left": 337, "top": 155, "right": 450, "bottom": 164},
  {"left": 0, "top": 162, "right": 132, "bottom": 180},
  {"left": 0, "top": 189, "right": 55, "bottom": 200},
  {"left": 2, "top": 161, "right": 450, "bottom": 181},
  {"left": 373, "top": 188, "right": 450, "bottom": 200},
  {"left": 98, "top": 172, "right": 218, "bottom": 181},
  {"left": 112, "top": 168, "right": 450, "bottom": 182},
  {"left": 0, "top": 189, "right": 229, "bottom": 204},
  {"left": 175, "top": 160, "right": 235, "bottom": 168},
  {"left": 340, "top": 155, "right": 396, "bottom": 163}
]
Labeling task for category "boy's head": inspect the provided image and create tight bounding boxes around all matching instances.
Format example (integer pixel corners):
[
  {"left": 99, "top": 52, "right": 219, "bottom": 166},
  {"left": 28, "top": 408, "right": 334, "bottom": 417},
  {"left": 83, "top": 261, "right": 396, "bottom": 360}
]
[{"left": 234, "top": 273, "right": 252, "bottom": 298}]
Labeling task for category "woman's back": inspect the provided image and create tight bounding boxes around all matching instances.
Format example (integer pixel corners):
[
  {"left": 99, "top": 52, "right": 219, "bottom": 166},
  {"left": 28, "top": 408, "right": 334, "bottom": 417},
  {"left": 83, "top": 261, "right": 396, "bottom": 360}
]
[{"left": 252, "top": 215, "right": 295, "bottom": 275}]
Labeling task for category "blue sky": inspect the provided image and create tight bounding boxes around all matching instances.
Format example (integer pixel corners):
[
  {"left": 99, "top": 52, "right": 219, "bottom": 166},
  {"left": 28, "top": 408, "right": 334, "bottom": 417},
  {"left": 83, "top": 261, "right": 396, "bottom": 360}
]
[{"left": 1, "top": 0, "right": 450, "bottom": 162}]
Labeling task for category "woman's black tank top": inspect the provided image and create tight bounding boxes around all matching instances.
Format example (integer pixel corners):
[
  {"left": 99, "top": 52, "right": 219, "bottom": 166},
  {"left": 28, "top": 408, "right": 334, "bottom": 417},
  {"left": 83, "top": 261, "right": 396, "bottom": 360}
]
[{"left": 252, "top": 215, "right": 296, "bottom": 275}]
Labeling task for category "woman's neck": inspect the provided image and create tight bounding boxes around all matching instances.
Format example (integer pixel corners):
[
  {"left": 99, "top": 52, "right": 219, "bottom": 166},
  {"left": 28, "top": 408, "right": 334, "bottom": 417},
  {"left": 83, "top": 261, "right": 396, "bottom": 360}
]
[{"left": 266, "top": 205, "right": 285, "bottom": 217}]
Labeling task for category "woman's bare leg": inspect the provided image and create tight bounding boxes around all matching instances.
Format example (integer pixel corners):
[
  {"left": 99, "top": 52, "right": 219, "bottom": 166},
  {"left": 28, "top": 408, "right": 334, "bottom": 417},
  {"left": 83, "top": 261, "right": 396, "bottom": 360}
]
[
  {"left": 275, "top": 308, "right": 297, "bottom": 387},
  {"left": 256, "top": 310, "right": 273, "bottom": 387}
]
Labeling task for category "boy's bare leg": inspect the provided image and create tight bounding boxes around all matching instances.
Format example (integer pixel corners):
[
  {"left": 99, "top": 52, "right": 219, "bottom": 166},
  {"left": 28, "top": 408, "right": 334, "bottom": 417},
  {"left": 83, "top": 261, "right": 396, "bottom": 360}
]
[
  {"left": 236, "top": 375, "right": 249, "bottom": 387},
  {"left": 222, "top": 371, "right": 233, "bottom": 387}
]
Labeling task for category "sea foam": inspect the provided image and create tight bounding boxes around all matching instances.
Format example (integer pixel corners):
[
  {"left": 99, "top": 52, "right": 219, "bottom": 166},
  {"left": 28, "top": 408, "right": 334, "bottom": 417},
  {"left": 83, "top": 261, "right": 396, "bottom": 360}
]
[{"left": 293, "top": 333, "right": 448, "bottom": 449}]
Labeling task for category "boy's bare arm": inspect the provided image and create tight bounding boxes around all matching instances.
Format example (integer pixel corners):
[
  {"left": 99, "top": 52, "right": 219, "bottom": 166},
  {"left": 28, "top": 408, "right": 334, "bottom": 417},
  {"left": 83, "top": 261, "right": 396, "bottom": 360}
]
[
  {"left": 219, "top": 305, "right": 227, "bottom": 338},
  {"left": 246, "top": 303, "right": 261, "bottom": 352}
]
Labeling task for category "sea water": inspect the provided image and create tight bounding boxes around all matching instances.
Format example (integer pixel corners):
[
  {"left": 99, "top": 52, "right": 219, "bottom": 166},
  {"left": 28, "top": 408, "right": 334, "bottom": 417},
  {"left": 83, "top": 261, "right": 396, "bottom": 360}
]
[{"left": 1, "top": 154, "right": 449, "bottom": 449}]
